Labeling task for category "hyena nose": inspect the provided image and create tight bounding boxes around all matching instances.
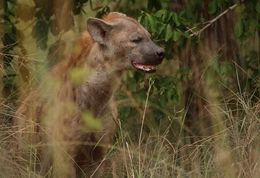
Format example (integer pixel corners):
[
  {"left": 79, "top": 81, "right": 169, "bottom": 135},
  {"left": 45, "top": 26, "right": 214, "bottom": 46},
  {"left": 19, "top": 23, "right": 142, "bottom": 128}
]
[{"left": 156, "top": 48, "right": 165, "bottom": 61}]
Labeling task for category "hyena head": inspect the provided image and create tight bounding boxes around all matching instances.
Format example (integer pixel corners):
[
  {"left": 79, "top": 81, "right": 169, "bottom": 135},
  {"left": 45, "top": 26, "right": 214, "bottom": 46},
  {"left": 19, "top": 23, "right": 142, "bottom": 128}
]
[{"left": 87, "top": 12, "right": 164, "bottom": 73}]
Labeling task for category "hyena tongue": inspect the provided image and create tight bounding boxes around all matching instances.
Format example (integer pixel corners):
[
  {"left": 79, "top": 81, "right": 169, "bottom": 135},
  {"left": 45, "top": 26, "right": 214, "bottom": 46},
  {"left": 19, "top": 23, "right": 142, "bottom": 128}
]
[{"left": 133, "top": 63, "right": 156, "bottom": 72}]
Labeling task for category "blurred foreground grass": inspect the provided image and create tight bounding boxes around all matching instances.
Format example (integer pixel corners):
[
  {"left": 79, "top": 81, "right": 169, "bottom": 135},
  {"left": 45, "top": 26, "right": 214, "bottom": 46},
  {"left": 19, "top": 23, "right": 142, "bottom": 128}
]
[{"left": 0, "top": 0, "right": 260, "bottom": 177}]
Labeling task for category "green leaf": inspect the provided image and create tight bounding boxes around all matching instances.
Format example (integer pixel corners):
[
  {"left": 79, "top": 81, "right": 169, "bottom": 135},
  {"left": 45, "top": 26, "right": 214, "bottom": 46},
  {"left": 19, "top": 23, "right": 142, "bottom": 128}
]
[
  {"left": 165, "top": 11, "right": 172, "bottom": 22},
  {"left": 165, "top": 24, "right": 172, "bottom": 41},
  {"left": 143, "top": 17, "right": 149, "bottom": 30},
  {"left": 172, "top": 13, "right": 180, "bottom": 26},
  {"left": 138, "top": 12, "right": 144, "bottom": 23},
  {"left": 147, "top": 15, "right": 156, "bottom": 32},
  {"left": 154, "top": 9, "right": 167, "bottom": 19},
  {"left": 173, "top": 30, "right": 181, "bottom": 42},
  {"left": 158, "top": 24, "right": 166, "bottom": 39}
]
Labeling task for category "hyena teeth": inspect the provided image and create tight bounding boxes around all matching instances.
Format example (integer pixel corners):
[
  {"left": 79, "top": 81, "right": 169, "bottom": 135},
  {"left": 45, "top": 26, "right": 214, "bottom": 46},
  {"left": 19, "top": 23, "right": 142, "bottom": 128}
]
[{"left": 132, "top": 63, "right": 156, "bottom": 72}]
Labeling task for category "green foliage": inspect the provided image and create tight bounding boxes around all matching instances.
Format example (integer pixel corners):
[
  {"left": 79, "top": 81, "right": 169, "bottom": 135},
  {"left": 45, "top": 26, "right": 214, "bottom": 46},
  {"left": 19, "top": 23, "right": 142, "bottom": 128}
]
[
  {"left": 95, "top": 5, "right": 110, "bottom": 18},
  {"left": 73, "top": 0, "right": 89, "bottom": 14},
  {"left": 232, "top": 0, "right": 260, "bottom": 97},
  {"left": 1, "top": 0, "right": 259, "bottom": 127},
  {"left": 112, "top": 0, "right": 260, "bottom": 132},
  {"left": 0, "top": 1, "right": 259, "bottom": 176},
  {"left": 138, "top": 9, "right": 189, "bottom": 59},
  {"left": 235, "top": 2, "right": 260, "bottom": 41},
  {"left": 2, "top": 0, "right": 17, "bottom": 104},
  {"left": 208, "top": 0, "right": 234, "bottom": 15}
]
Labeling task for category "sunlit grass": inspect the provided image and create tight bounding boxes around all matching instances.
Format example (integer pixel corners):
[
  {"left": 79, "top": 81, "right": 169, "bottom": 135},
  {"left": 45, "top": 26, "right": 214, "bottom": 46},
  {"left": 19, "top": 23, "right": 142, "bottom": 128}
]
[{"left": 0, "top": 77, "right": 260, "bottom": 178}]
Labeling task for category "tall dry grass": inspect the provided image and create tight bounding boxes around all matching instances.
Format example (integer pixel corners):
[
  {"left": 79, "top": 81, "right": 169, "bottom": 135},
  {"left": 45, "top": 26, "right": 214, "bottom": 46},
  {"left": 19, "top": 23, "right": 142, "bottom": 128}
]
[
  {"left": 111, "top": 81, "right": 260, "bottom": 178},
  {"left": 0, "top": 44, "right": 259, "bottom": 177},
  {"left": 0, "top": 59, "right": 260, "bottom": 178},
  {"left": 0, "top": 1, "right": 259, "bottom": 177}
]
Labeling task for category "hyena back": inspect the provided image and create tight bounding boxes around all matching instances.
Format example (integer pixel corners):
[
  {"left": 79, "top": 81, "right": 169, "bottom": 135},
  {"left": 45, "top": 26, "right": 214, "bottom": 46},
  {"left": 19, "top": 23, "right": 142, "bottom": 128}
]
[{"left": 15, "top": 12, "right": 164, "bottom": 178}]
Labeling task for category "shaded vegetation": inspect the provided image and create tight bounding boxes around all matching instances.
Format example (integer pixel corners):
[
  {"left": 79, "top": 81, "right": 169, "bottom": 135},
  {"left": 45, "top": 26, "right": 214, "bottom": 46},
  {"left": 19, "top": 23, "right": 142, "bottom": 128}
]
[{"left": 0, "top": 0, "right": 259, "bottom": 177}]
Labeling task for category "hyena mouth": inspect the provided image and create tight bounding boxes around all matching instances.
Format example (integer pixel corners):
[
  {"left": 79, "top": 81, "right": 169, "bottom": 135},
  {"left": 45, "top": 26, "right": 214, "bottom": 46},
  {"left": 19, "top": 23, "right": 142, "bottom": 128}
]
[{"left": 131, "top": 62, "right": 156, "bottom": 73}]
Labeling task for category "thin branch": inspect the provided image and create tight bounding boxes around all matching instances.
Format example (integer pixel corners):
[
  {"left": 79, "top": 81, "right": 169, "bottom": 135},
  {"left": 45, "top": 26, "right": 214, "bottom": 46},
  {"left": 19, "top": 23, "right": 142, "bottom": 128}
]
[{"left": 190, "top": 3, "right": 238, "bottom": 37}]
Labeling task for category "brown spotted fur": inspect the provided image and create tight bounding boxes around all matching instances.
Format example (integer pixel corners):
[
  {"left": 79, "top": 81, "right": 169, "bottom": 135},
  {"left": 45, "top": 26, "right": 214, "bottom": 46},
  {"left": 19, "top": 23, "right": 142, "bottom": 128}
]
[{"left": 15, "top": 12, "right": 164, "bottom": 178}]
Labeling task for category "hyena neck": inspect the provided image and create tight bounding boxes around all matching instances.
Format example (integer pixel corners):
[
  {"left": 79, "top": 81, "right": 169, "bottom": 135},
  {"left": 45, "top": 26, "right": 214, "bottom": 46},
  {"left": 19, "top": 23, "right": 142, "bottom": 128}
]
[
  {"left": 77, "top": 43, "right": 123, "bottom": 116},
  {"left": 86, "top": 43, "right": 123, "bottom": 90}
]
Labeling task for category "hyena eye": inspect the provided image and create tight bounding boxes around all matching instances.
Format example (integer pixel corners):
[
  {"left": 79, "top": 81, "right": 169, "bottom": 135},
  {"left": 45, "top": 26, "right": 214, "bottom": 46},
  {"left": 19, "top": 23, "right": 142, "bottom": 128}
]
[{"left": 131, "top": 36, "right": 143, "bottom": 43}]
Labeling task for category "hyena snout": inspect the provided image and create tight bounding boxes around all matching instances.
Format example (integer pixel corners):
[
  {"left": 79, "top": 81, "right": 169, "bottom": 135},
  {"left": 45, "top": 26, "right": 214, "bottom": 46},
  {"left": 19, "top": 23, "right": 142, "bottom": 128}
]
[
  {"left": 132, "top": 43, "right": 164, "bottom": 73},
  {"left": 144, "top": 42, "right": 165, "bottom": 65},
  {"left": 143, "top": 43, "right": 165, "bottom": 64},
  {"left": 155, "top": 47, "right": 165, "bottom": 63}
]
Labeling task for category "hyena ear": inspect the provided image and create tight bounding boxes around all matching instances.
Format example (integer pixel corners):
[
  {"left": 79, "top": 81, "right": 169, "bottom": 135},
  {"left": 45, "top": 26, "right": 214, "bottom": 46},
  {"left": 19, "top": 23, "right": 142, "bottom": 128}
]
[{"left": 87, "top": 18, "right": 113, "bottom": 45}]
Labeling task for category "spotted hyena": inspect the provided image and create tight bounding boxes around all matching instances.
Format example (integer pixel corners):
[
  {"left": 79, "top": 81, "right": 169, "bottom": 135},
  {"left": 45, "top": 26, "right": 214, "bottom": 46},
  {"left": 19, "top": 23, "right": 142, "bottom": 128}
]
[{"left": 15, "top": 12, "right": 164, "bottom": 177}]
